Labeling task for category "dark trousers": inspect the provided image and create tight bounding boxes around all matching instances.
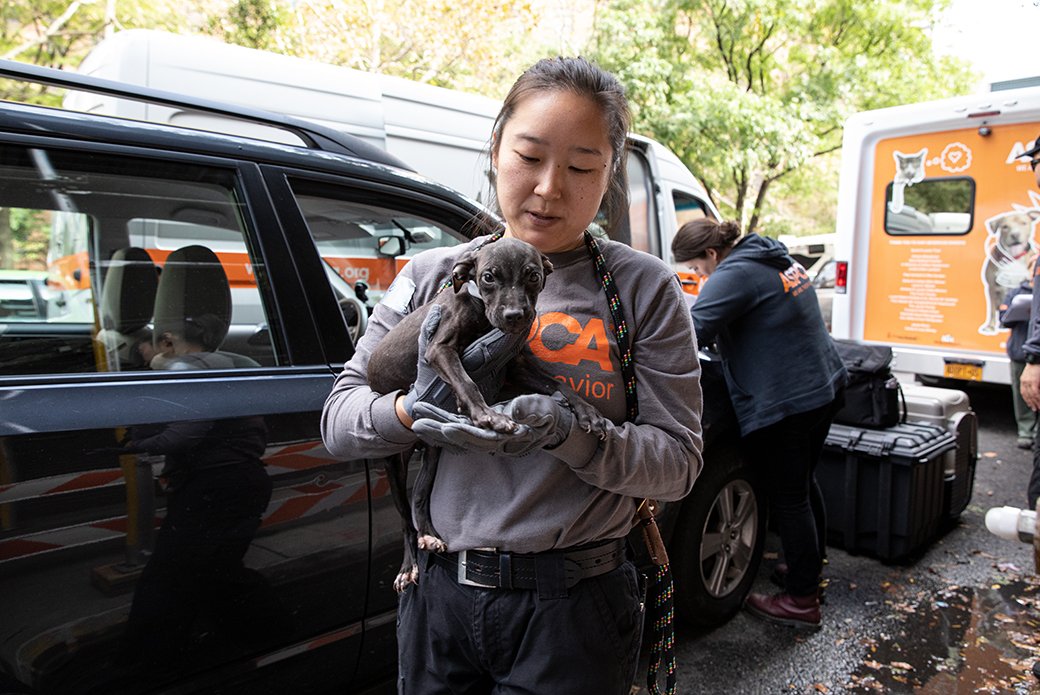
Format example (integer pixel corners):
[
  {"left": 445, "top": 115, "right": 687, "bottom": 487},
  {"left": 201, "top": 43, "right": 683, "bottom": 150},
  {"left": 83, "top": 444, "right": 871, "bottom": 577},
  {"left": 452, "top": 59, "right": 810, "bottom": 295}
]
[
  {"left": 743, "top": 394, "right": 843, "bottom": 597},
  {"left": 123, "top": 462, "right": 289, "bottom": 665},
  {"left": 396, "top": 551, "right": 644, "bottom": 695}
]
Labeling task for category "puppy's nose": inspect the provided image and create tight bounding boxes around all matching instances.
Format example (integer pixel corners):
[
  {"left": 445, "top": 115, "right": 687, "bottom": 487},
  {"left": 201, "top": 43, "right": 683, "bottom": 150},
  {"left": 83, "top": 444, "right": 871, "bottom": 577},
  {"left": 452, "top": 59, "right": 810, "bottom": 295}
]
[{"left": 501, "top": 308, "right": 527, "bottom": 330}]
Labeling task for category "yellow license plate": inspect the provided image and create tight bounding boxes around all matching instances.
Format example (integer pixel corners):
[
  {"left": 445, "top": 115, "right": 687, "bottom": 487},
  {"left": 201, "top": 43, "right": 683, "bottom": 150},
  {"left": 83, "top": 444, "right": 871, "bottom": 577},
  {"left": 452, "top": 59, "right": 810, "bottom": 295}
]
[{"left": 944, "top": 362, "right": 983, "bottom": 381}]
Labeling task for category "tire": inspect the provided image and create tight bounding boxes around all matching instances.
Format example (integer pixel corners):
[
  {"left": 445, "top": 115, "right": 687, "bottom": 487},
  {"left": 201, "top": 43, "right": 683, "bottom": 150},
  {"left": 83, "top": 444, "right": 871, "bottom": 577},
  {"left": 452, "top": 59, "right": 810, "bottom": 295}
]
[{"left": 670, "top": 443, "right": 766, "bottom": 627}]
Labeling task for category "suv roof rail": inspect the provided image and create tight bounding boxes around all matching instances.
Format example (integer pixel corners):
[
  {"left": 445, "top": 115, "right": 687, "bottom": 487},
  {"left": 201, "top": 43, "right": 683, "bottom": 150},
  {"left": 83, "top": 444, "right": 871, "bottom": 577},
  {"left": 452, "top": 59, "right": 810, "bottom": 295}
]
[{"left": 0, "top": 57, "right": 415, "bottom": 172}]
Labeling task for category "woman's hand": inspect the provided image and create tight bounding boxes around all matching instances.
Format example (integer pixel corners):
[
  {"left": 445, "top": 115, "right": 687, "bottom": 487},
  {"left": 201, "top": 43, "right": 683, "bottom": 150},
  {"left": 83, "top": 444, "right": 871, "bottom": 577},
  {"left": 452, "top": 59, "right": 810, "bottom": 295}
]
[{"left": 1022, "top": 363, "right": 1040, "bottom": 411}]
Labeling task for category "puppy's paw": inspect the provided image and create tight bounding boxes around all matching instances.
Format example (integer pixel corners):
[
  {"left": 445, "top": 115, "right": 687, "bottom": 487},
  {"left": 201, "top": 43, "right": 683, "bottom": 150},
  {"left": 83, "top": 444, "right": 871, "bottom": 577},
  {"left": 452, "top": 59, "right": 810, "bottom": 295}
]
[
  {"left": 473, "top": 408, "right": 519, "bottom": 434},
  {"left": 571, "top": 400, "right": 609, "bottom": 439},
  {"left": 394, "top": 565, "right": 419, "bottom": 593},
  {"left": 417, "top": 534, "right": 448, "bottom": 553}
]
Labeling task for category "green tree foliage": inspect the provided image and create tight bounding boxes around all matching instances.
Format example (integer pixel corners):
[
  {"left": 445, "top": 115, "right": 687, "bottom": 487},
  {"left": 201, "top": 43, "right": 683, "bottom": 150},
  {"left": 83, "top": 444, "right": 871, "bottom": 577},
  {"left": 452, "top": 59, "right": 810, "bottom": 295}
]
[
  {"left": 207, "top": 0, "right": 541, "bottom": 94},
  {"left": 590, "top": 0, "right": 979, "bottom": 234},
  {"left": 0, "top": 0, "right": 191, "bottom": 267}
]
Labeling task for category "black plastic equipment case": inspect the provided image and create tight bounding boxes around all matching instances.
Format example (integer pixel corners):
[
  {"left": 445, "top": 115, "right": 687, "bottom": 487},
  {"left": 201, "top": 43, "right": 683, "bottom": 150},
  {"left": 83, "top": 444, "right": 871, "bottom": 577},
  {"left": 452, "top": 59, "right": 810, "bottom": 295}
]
[{"left": 818, "top": 422, "right": 956, "bottom": 561}]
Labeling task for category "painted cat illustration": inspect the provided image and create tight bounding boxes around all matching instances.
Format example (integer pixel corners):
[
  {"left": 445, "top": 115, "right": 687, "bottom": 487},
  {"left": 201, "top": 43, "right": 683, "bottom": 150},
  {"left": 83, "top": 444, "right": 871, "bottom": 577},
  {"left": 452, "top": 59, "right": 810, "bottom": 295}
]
[{"left": 889, "top": 148, "right": 927, "bottom": 215}]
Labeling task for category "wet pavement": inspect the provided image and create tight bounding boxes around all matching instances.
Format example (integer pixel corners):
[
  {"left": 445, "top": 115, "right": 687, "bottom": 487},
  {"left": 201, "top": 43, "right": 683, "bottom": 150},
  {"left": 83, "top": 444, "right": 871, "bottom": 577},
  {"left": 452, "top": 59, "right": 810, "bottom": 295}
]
[{"left": 649, "top": 381, "right": 1040, "bottom": 695}]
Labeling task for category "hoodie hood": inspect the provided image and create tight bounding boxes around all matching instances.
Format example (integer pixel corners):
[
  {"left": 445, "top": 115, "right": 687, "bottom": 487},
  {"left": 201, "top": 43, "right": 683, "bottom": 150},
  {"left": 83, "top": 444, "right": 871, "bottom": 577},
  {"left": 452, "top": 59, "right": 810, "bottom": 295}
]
[{"left": 724, "top": 233, "right": 793, "bottom": 270}]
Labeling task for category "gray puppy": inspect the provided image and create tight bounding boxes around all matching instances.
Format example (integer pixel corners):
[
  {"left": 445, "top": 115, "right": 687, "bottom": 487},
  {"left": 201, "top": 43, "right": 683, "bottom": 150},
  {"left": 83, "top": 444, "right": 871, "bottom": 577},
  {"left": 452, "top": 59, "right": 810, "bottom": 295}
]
[{"left": 367, "top": 237, "right": 606, "bottom": 589}]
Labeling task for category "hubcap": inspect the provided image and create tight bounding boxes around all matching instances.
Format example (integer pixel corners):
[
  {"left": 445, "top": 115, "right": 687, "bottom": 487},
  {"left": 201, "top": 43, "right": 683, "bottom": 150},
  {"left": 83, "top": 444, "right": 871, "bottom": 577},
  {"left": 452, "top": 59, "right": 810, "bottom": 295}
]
[{"left": 699, "top": 479, "right": 758, "bottom": 598}]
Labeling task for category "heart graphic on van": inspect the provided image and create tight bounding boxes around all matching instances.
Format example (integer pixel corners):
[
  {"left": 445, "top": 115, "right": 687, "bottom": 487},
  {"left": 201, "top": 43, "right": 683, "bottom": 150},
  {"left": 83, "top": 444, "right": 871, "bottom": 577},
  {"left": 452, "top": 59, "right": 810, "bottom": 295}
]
[{"left": 940, "top": 142, "right": 972, "bottom": 173}]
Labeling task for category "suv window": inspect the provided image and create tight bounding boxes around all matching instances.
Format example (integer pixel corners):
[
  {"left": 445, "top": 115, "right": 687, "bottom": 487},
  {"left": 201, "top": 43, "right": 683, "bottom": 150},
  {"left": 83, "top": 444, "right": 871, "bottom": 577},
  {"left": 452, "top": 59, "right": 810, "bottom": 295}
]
[
  {"left": 0, "top": 145, "right": 283, "bottom": 375},
  {"left": 287, "top": 178, "right": 465, "bottom": 341}
]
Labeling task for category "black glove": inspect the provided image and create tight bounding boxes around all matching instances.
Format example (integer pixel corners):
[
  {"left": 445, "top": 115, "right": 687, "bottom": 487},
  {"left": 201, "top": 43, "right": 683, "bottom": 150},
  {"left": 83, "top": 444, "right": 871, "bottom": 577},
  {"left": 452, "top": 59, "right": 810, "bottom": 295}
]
[
  {"left": 412, "top": 393, "right": 573, "bottom": 456},
  {"left": 401, "top": 305, "right": 527, "bottom": 417}
]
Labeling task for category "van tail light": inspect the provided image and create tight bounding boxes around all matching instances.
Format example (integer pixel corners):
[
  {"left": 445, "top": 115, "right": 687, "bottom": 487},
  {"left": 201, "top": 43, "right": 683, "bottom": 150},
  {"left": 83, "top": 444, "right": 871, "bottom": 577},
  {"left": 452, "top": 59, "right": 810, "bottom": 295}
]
[{"left": 835, "top": 261, "right": 848, "bottom": 294}]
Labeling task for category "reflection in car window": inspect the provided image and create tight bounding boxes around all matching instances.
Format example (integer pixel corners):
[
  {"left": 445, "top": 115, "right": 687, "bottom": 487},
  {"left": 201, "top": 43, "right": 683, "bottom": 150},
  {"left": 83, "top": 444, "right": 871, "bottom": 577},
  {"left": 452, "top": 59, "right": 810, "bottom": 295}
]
[
  {"left": 0, "top": 145, "right": 283, "bottom": 375},
  {"left": 288, "top": 185, "right": 464, "bottom": 342},
  {"left": 813, "top": 260, "right": 837, "bottom": 290}
]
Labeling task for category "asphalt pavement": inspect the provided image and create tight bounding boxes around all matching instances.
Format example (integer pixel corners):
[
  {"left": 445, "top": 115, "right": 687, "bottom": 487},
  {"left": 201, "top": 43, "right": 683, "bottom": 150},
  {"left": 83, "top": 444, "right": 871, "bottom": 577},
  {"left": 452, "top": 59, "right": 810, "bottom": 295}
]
[{"left": 644, "top": 380, "right": 1040, "bottom": 695}]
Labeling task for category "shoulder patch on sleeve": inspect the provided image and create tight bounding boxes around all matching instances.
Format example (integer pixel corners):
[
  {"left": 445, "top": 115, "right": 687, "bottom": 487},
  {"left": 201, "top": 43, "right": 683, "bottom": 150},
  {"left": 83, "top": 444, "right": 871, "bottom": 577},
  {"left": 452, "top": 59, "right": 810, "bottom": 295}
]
[{"left": 381, "top": 276, "right": 417, "bottom": 314}]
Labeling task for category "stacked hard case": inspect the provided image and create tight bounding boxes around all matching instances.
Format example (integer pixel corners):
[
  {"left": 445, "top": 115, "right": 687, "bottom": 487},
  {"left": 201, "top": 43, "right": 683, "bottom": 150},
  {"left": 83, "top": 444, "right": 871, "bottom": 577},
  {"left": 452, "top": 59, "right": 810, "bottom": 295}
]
[
  {"left": 899, "top": 383, "right": 978, "bottom": 519},
  {"left": 818, "top": 421, "right": 957, "bottom": 561}
]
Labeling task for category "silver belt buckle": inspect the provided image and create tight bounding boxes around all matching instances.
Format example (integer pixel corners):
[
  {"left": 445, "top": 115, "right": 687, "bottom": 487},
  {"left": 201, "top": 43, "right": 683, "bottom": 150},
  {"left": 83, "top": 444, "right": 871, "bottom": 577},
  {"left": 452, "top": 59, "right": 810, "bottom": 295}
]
[{"left": 456, "top": 549, "right": 485, "bottom": 587}]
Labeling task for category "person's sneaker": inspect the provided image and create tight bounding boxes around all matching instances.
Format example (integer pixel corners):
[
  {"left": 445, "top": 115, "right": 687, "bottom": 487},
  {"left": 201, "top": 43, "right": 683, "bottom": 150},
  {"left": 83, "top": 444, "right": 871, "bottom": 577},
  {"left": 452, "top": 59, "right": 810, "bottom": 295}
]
[
  {"left": 1018, "top": 438, "right": 1033, "bottom": 450},
  {"left": 745, "top": 590, "right": 821, "bottom": 628}
]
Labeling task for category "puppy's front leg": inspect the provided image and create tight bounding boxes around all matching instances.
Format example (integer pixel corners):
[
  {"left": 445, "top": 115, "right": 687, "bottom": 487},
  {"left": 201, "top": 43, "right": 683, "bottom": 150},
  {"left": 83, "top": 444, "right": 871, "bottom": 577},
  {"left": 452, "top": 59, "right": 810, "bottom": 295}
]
[{"left": 425, "top": 333, "right": 518, "bottom": 433}]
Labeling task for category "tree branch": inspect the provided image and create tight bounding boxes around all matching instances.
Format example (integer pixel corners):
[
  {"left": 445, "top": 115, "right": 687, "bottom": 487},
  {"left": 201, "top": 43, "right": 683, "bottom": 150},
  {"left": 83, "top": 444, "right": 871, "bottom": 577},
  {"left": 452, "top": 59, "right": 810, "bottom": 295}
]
[{"left": 3, "top": 0, "right": 101, "bottom": 61}]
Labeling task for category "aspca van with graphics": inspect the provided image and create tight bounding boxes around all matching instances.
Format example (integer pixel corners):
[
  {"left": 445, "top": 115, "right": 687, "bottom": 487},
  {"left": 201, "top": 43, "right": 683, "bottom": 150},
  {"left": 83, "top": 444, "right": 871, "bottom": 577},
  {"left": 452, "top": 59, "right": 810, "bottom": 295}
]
[
  {"left": 66, "top": 29, "right": 719, "bottom": 307},
  {"left": 832, "top": 87, "right": 1040, "bottom": 384}
]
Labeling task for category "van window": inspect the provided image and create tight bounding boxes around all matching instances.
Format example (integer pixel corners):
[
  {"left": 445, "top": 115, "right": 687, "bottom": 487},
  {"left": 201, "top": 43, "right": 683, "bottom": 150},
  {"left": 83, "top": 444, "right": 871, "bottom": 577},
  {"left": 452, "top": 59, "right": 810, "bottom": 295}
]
[
  {"left": 0, "top": 145, "right": 282, "bottom": 375},
  {"left": 884, "top": 177, "right": 975, "bottom": 235},
  {"left": 626, "top": 152, "right": 655, "bottom": 254},
  {"left": 674, "top": 191, "right": 710, "bottom": 229}
]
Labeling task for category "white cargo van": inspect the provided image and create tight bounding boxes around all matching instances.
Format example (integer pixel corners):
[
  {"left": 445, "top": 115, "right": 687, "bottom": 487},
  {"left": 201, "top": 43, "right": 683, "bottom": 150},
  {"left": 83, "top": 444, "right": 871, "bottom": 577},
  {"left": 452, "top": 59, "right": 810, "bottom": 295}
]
[
  {"left": 67, "top": 29, "right": 719, "bottom": 296},
  {"left": 832, "top": 86, "right": 1040, "bottom": 385}
]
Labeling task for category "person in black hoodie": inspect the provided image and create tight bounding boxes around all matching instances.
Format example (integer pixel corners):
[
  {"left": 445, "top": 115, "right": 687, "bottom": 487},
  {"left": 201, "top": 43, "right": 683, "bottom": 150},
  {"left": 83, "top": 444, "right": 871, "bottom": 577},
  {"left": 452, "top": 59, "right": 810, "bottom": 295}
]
[{"left": 673, "top": 218, "right": 847, "bottom": 629}]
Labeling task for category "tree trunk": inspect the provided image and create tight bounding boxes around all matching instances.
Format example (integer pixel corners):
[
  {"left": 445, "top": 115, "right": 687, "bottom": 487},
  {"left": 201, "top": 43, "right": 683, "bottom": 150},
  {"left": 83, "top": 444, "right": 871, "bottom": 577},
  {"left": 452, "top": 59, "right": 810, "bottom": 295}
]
[
  {"left": 746, "top": 176, "right": 772, "bottom": 236},
  {"left": 0, "top": 208, "right": 13, "bottom": 269},
  {"left": 732, "top": 167, "right": 748, "bottom": 228}
]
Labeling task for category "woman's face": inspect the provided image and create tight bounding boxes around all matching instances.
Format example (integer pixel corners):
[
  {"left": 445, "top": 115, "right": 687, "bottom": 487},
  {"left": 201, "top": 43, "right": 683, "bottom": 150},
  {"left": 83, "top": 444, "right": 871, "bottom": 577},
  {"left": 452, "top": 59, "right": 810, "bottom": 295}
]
[
  {"left": 493, "top": 89, "right": 613, "bottom": 254},
  {"left": 686, "top": 248, "right": 719, "bottom": 278}
]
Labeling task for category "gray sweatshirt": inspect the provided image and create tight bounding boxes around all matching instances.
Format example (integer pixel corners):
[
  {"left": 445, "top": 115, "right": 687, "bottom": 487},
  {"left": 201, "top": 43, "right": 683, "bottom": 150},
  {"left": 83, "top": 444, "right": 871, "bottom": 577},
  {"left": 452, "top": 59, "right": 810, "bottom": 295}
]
[{"left": 321, "top": 235, "right": 703, "bottom": 554}]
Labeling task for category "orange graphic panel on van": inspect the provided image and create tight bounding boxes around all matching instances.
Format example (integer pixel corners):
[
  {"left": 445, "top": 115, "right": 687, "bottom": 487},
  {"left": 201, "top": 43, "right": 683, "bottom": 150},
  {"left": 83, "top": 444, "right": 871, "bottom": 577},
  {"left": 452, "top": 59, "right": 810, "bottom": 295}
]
[{"left": 863, "top": 124, "right": 1040, "bottom": 356}]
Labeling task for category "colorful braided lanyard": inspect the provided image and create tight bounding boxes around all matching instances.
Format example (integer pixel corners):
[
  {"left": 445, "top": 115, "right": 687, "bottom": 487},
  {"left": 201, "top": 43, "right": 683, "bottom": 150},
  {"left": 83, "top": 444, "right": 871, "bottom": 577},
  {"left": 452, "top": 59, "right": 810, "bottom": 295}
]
[
  {"left": 581, "top": 231, "right": 673, "bottom": 695},
  {"left": 582, "top": 230, "right": 638, "bottom": 421}
]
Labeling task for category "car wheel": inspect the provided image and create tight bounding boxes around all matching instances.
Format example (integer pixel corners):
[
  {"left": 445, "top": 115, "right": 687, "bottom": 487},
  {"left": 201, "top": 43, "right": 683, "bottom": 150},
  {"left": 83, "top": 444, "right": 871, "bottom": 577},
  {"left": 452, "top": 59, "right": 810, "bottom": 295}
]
[{"left": 670, "top": 443, "right": 766, "bottom": 627}]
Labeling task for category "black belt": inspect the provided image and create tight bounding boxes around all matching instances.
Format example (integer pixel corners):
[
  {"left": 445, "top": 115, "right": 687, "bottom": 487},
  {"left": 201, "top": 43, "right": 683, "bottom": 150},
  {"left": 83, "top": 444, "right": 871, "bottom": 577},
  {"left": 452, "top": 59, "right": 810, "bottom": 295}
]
[{"left": 430, "top": 538, "right": 627, "bottom": 597}]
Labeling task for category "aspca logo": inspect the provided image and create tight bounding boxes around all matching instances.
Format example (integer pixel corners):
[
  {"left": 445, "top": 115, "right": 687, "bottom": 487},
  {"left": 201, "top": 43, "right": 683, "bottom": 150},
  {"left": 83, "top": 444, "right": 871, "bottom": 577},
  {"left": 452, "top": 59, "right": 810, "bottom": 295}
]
[
  {"left": 527, "top": 313, "right": 614, "bottom": 371},
  {"left": 1007, "top": 140, "right": 1037, "bottom": 168},
  {"left": 926, "top": 142, "right": 972, "bottom": 173},
  {"left": 779, "top": 263, "right": 810, "bottom": 295}
]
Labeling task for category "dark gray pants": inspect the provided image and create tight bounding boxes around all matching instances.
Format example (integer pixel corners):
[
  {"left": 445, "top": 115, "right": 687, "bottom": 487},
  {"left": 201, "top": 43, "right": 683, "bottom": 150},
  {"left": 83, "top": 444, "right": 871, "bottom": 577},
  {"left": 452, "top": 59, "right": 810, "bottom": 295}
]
[{"left": 397, "top": 551, "right": 644, "bottom": 695}]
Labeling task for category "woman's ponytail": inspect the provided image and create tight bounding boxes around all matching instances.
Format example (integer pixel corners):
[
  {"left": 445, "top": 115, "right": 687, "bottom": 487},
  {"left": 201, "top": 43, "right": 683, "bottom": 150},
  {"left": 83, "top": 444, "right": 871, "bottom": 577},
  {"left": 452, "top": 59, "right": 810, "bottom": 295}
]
[{"left": 672, "top": 218, "right": 742, "bottom": 263}]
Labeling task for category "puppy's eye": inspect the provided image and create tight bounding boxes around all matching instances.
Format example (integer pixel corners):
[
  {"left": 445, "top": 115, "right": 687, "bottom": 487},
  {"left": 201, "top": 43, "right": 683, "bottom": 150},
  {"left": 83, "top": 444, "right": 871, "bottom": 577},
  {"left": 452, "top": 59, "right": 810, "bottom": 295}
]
[
  {"left": 528, "top": 272, "right": 542, "bottom": 285},
  {"left": 482, "top": 271, "right": 495, "bottom": 284}
]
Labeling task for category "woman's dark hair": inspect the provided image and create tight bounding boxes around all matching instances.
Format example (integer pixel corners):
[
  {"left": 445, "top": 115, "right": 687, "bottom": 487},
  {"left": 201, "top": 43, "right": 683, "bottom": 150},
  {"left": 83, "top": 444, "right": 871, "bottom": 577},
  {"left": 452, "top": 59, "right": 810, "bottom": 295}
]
[
  {"left": 671, "top": 218, "right": 742, "bottom": 263},
  {"left": 478, "top": 56, "right": 631, "bottom": 237}
]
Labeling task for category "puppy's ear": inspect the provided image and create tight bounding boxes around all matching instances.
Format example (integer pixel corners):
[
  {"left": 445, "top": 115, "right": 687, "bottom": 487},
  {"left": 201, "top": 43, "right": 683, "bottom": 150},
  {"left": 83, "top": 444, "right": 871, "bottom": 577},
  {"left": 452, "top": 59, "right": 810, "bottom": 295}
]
[
  {"left": 986, "top": 217, "right": 1000, "bottom": 235},
  {"left": 451, "top": 251, "right": 477, "bottom": 293},
  {"left": 540, "top": 254, "right": 553, "bottom": 289},
  {"left": 1029, "top": 210, "right": 1040, "bottom": 222}
]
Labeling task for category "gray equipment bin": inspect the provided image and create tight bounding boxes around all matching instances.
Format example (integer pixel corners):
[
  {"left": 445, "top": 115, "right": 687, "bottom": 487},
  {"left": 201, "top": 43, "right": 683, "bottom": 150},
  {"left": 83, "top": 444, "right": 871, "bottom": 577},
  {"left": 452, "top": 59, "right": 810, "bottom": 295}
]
[
  {"left": 899, "top": 383, "right": 978, "bottom": 518},
  {"left": 818, "top": 422, "right": 957, "bottom": 561}
]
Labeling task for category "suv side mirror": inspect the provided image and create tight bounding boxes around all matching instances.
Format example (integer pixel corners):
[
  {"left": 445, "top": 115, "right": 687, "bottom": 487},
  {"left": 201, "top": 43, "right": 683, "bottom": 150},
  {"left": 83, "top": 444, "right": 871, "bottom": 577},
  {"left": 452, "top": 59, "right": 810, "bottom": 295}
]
[{"left": 377, "top": 236, "right": 406, "bottom": 257}]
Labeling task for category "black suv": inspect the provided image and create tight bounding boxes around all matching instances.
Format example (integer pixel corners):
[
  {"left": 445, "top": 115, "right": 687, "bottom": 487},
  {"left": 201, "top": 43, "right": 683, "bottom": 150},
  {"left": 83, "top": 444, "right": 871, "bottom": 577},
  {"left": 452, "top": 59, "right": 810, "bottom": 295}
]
[{"left": 0, "top": 61, "right": 765, "bottom": 694}]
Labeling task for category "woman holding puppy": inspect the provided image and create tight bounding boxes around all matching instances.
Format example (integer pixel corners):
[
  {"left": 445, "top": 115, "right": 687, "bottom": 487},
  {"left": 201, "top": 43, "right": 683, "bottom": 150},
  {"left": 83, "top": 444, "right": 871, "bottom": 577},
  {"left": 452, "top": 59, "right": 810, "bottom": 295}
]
[{"left": 322, "top": 57, "right": 702, "bottom": 694}]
